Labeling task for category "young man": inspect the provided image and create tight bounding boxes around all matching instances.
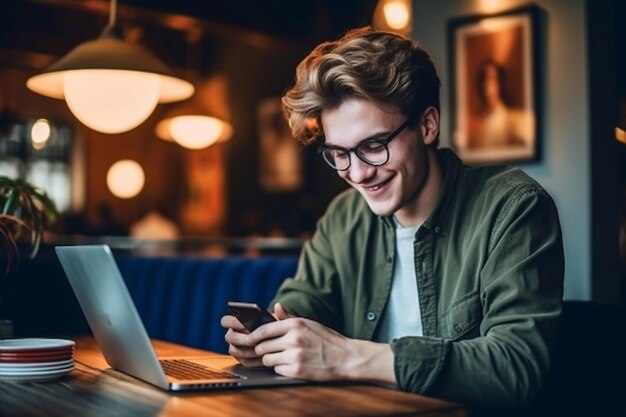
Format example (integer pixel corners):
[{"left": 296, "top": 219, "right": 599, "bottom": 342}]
[{"left": 221, "top": 27, "right": 564, "bottom": 409}]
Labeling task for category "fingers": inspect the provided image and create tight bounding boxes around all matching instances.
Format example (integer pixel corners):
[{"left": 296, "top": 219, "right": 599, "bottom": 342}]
[
  {"left": 249, "top": 317, "right": 304, "bottom": 345},
  {"left": 220, "top": 314, "right": 247, "bottom": 332},
  {"left": 230, "top": 347, "right": 264, "bottom": 368},
  {"left": 225, "top": 328, "right": 265, "bottom": 368},
  {"left": 237, "top": 357, "right": 265, "bottom": 368},
  {"left": 228, "top": 343, "right": 264, "bottom": 367},
  {"left": 224, "top": 328, "right": 255, "bottom": 347},
  {"left": 272, "top": 303, "right": 294, "bottom": 320}
]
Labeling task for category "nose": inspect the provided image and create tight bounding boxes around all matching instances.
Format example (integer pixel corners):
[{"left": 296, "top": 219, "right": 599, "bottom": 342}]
[{"left": 343, "top": 153, "right": 375, "bottom": 184}]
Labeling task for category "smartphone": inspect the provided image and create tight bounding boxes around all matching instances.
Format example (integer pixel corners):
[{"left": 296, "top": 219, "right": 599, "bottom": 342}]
[{"left": 227, "top": 301, "right": 277, "bottom": 332}]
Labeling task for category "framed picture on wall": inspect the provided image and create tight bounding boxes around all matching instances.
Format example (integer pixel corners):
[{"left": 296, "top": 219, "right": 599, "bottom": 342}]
[{"left": 447, "top": 5, "right": 541, "bottom": 164}]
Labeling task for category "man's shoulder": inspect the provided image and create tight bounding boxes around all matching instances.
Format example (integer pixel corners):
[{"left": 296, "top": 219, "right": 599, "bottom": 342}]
[
  {"left": 451, "top": 163, "right": 556, "bottom": 225},
  {"left": 464, "top": 164, "right": 547, "bottom": 200}
]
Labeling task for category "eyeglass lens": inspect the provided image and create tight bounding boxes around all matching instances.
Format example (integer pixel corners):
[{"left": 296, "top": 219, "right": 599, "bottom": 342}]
[
  {"left": 321, "top": 119, "right": 410, "bottom": 171},
  {"left": 322, "top": 142, "right": 388, "bottom": 170}
]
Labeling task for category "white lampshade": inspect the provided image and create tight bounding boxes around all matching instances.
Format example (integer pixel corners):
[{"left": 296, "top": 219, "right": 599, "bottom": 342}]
[
  {"left": 63, "top": 69, "right": 160, "bottom": 134},
  {"left": 156, "top": 114, "right": 232, "bottom": 150},
  {"left": 27, "top": 22, "right": 194, "bottom": 134}
]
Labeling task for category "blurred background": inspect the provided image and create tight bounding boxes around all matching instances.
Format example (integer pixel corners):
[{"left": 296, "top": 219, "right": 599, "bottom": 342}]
[
  {"left": 1, "top": 0, "right": 625, "bottom": 302},
  {"left": 0, "top": 0, "right": 384, "bottom": 240}
]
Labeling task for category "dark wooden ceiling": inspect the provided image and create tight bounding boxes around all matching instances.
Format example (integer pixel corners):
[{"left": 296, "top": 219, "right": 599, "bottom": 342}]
[{"left": 0, "top": 0, "right": 378, "bottom": 71}]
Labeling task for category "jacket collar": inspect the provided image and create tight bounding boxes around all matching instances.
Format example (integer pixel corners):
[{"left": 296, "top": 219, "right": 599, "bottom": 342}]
[{"left": 381, "top": 148, "right": 465, "bottom": 236}]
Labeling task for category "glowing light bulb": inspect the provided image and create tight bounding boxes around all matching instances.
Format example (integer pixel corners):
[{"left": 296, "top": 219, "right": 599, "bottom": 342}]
[
  {"left": 168, "top": 115, "right": 227, "bottom": 149},
  {"left": 383, "top": 1, "right": 410, "bottom": 30},
  {"left": 64, "top": 69, "right": 160, "bottom": 134},
  {"left": 31, "top": 118, "right": 51, "bottom": 149},
  {"left": 107, "top": 159, "right": 145, "bottom": 198}
]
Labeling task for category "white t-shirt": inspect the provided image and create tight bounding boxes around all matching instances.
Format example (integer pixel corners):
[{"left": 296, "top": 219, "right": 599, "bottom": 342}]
[{"left": 375, "top": 219, "right": 423, "bottom": 342}]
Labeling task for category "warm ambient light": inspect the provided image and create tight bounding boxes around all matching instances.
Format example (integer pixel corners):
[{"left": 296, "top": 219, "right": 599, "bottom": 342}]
[
  {"left": 31, "top": 118, "right": 51, "bottom": 149},
  {"left": 372, "top": 0, "right": 412, "bottom": 36},
  {"left": 63, "top": 70, "right": 160, "bottom": 134},
  {"left": 383, "top": 0, "right": 410, "bottom": 30},
  {"left": 106, "top": 159, "right": 145, "bottom": 199},
  {"left": 156, "top": 115, "right": 232, "bottom": 150},
  {"left": 26, "top": 0, "right": 194, "bottom": 134}
]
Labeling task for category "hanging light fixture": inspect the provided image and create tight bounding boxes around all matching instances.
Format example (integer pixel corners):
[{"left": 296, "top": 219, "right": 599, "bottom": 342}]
[
  {"left": 26, "top": 0, "right": 194, "bottom": 134},
  {"left": 155, "top": 30, "right": 232, "bottom": 150},
  {"left": 372, "top": 0, "right": 413, "bottom": 36},
  {"left": 156, "top": 109, "right": 233, "bottom": 149}
]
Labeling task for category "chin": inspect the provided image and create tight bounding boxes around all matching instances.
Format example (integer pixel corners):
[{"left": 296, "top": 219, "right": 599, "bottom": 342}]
[{"left": 363, "top": 198, "right": 397, "bottom": 217}]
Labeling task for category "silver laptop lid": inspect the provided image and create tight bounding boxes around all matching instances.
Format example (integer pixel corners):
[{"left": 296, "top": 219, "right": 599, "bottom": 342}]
[{"left": 56, "top": 245, "right": 169, "bottom": 389}]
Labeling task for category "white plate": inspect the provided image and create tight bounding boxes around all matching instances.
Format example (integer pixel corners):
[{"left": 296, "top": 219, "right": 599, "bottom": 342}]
[
  {"left": 0, "top": 338, "right": 75, "bottom": 352},
  {"left": 0, "top": 364, "right": 74, "bottom": 376},
  {"left": 0, "top": 359, "right": 74, "bottom": 372},
  {"left": 0, "top": 367, "right": 73, "bottom": 383}
]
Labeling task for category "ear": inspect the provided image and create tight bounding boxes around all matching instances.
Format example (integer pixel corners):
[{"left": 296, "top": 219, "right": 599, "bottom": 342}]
[{"left": 419, "top": 106, "right": 440, "bottom": 146}]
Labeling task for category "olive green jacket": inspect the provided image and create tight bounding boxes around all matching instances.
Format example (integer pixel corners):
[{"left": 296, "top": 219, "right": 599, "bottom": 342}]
[{"left": 272, "top": 149, "right": 564, "bottom": 408}]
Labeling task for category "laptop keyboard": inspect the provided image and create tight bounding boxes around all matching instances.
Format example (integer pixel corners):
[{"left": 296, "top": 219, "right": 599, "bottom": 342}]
[{"left": 160, "top": 359, "right": 241, "bottom": 380}]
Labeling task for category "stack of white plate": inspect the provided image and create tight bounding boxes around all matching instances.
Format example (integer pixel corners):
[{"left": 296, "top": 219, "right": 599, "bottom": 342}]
[{"left": 0, "top": 338, "right": 75, "bottom": 383}]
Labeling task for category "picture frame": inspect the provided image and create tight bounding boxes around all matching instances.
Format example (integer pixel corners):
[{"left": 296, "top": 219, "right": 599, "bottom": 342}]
[{"left": 447, "top": 5, "right": 541, "bottom": 164}]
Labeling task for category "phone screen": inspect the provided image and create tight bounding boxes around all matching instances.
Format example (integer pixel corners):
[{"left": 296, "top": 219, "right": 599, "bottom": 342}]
[{"left": 227, "top": 301, "right": 276, "bottom": 332}]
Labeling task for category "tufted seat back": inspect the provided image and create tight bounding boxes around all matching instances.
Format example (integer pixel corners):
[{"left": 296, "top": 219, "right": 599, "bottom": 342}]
[{"left": 115, "top": 256, "right": 298, "bottom": 353}]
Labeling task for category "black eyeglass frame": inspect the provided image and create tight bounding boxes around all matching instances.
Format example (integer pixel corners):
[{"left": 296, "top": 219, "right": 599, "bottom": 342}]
[{"left": 317, "top": 118, "right": 412, "bottom": 171}]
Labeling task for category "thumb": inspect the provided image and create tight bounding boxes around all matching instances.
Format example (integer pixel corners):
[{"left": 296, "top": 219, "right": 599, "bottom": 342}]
[{"left": 273, "top": 302, "right": 295, "bottom": 320}]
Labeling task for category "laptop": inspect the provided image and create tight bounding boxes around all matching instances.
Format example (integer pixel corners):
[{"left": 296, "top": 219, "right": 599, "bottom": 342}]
[{"left": 56, "top": 244, "right": 304, "bottom": 391}]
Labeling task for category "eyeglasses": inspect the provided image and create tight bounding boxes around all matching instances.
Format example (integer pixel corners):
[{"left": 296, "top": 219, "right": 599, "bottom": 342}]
[{"left": 318, "top": 119, "right": 411, "bottom": 171}]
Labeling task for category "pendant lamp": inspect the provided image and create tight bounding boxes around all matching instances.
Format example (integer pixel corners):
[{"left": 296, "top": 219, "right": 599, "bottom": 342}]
[
  {"left": 26, "top": 0, "right": 194, "bottom": 134},
  {"left": 155, "top": 31, "right": 232, "bottom": 149},
  {"left": 156, "top": 99, "right": 233, "bottom": 150}
]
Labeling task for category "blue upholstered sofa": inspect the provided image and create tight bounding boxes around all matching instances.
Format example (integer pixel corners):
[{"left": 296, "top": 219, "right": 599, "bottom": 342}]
[
  {"left": 116, "top": 255, "right": 298, "bottom": 354},
  {"left": 7, "top": 251, "right": 298, "bottom": 355}
]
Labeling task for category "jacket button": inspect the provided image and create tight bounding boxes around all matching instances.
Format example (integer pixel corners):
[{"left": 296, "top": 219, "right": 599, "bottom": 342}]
[
  {"left": 453, "top": 324, "right": 462, "bottom": 333},
  {"left": 366, "top": 311, "right": 377, "bottom": 321},
  {"left": 434, "top": 226, "right": 441, "bottom": 233},
  {"left": 386, "top": 256, "right": 393, "bottom": 263}
]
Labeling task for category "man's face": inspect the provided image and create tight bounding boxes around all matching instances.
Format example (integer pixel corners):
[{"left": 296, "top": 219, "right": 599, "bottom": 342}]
[{"left": 320, "top": 98, "right": 434, "bottom": 220}]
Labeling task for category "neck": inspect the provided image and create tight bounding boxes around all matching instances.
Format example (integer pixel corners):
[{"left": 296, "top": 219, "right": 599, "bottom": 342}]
[{"left": 394, "top": 148, "right": 443, "bottom": 227}]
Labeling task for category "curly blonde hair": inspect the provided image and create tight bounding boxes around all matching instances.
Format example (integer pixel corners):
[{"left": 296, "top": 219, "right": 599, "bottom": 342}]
[{"left": 281, "top": 26, "right": 441, "bottom": 145}]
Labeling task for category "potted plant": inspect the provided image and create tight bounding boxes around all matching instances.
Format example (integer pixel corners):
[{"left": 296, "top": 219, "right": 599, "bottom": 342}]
[{"left": 0, "top": 176, "right": 58, "bottom": 338}]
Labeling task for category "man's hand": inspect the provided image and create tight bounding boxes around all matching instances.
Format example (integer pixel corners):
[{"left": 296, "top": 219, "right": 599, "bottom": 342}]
[
  {"left": 222, "top": 303, "right": 396, "bottom": 386},
  {"left": 220, "top": 302, "right": 293, "bottom": 367},
  {"left": 251, "top": 315, "right": 354, "bottom": 381}
]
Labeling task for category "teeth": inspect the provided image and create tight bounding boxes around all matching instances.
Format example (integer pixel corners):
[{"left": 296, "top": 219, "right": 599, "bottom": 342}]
[{"left": 364, "top": 177, "right": 390, "bottom": 192}]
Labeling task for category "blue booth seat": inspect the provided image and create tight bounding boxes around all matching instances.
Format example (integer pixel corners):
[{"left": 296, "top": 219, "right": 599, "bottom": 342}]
[{"left": 115, "top": 256, "right": 298, "bottom": 354}]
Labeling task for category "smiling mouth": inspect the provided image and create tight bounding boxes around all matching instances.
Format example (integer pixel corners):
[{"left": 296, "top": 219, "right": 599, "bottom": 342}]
[{"left": 364, "top": 176, "right": 393, "bottom": 192}]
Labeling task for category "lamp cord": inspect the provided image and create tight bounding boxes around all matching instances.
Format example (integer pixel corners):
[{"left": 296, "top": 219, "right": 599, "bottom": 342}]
[{"left": 109, "top": 0, "right": 117, "bottom": 27}]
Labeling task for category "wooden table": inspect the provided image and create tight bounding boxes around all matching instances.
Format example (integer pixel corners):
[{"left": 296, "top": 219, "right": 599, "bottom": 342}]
[{"left": 0, "top": 336, "right": 467, "bottom": 417}]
